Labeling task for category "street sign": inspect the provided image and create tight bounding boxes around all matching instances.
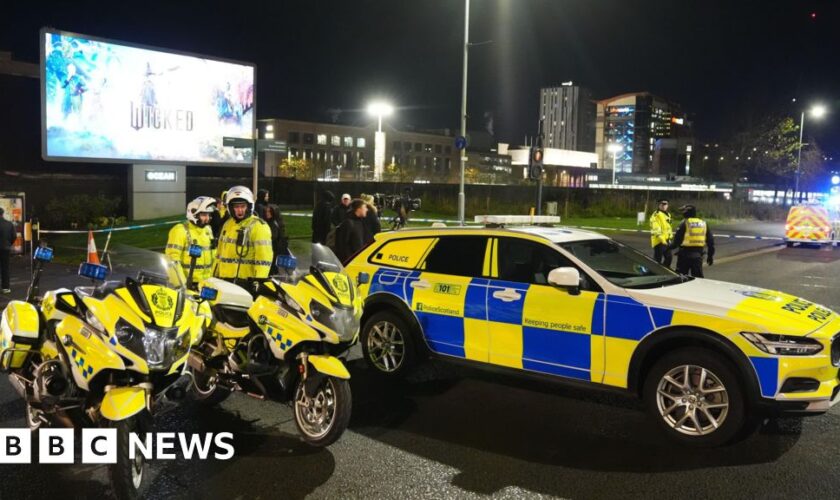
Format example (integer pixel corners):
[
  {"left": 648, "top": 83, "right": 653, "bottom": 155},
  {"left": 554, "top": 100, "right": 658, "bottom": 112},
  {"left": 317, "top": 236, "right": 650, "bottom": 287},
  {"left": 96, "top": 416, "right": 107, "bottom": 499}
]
[
  {"left": 223, "top": 136, "right": 254, "bottom": 149},
  {"left": 257, "top": 139, "right": 287, "bottom": 153},
  {"left": 454, "top": 136, "right": 468, "bottom": 150}
]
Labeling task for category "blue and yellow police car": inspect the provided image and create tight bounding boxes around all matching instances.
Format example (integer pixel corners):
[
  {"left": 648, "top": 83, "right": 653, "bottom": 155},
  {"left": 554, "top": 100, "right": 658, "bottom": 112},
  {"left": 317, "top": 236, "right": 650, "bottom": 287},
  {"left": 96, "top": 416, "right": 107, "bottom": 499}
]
[{"left": 344, "top": 215, "right": 840, "bottom": 446}]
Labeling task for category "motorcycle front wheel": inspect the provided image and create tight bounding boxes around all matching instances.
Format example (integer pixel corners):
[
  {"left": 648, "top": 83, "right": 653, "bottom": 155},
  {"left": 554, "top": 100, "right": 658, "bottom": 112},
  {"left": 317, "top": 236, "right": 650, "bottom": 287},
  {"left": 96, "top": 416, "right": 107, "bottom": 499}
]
[
  {"left": 108, "top": 415, "right": 150, "bottom": 500},
  {"left": 293, "top": 376, "right": 351, "bottom": 447}
]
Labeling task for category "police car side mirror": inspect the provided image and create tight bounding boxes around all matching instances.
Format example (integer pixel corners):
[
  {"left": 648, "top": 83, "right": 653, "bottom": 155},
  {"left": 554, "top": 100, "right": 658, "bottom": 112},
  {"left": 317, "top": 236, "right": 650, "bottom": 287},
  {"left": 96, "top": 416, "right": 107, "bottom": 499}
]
[
  {"left": 357, "top": 272, "right": 370, "bottom": 286},
  {"left": 548, "top": 267, "right": 581, "bottom": 295}
]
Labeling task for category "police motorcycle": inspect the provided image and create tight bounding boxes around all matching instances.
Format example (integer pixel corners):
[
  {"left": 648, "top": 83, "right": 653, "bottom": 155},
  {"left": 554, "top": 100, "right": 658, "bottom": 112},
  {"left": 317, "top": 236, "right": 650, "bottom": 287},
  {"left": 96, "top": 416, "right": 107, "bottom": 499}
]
[
  {"left": 0, "top": 245, "right": 204, "bottom": 499},
  {"left": 188, "top": 244, "right": 364, "bottom": 446}
]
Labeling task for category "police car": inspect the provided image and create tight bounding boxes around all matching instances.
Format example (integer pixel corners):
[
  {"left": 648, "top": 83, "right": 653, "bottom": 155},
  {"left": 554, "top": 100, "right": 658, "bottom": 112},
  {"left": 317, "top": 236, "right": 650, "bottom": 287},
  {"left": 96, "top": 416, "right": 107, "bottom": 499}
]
[{"left": 345, "top": 215, "right": 840, "bottom": 446}]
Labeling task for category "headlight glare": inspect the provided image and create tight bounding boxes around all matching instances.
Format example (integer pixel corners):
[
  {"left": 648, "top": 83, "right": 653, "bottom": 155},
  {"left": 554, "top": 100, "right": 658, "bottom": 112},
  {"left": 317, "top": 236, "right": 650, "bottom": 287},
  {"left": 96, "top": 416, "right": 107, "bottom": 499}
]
[{"left": 741, "top": 332, "right": 824, "bottom": 356}]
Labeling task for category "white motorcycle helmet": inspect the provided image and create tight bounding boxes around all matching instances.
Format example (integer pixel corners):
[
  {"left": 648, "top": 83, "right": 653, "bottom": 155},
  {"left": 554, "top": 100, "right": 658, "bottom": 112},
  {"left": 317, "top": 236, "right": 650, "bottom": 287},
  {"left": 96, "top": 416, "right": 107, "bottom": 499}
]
[
  {"left": 224, "top": 186, "right": 255, "bottom": 220},
  {"left": 186, "top": 196, "right": 216, "bottom": 227}
]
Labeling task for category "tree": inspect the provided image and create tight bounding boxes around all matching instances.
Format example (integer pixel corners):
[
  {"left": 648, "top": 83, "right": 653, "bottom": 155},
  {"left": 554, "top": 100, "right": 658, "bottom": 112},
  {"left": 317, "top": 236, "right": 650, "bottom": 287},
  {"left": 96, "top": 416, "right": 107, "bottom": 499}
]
[{"left": 278, "top": 158, "right": 314, "bottom": 180}]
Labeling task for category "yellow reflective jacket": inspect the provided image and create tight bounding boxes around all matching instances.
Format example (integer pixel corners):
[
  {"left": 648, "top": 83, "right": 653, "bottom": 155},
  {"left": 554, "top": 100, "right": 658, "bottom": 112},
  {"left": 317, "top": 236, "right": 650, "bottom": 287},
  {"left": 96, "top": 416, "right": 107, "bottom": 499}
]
[
  {"left": 683, "top": 217, "right": 708, "bottom": 247},
  {"left": 215, "top": 215, "right": 274, "bottom": 279},
  {"left": 165, "top": 222, "right": 215, "bottom": 283},
  {"left": 649, "top": 210, "right": 672, "bottom": 247}
]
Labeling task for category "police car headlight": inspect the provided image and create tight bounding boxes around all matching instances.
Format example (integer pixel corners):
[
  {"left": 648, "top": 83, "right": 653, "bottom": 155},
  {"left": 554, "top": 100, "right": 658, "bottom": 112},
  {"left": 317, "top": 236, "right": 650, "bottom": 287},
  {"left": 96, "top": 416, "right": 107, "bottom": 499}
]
[{"left": 741, "top": 332, "right": 824, "bottom": 356}]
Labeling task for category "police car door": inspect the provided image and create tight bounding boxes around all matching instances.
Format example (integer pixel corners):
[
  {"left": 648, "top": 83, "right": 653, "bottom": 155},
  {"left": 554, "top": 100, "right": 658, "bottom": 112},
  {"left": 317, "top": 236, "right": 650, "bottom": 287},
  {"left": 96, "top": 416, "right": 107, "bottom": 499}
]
[
  {"left": 488, "top": 237, "right": 605, "bottom": 382},
  {"left": 409, "top": 236, "right": 492, "bottom": 362}
]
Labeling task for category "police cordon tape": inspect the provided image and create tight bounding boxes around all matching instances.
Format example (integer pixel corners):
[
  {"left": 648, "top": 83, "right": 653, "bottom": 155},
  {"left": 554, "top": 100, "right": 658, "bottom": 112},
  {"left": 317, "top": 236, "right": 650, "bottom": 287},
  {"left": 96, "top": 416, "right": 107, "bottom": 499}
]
[
  {"left": 39, "top": 220, "right": 181, "bottom": 234},
  {"left": 285, "top": 212, "right": 787, "bottom": 241}
]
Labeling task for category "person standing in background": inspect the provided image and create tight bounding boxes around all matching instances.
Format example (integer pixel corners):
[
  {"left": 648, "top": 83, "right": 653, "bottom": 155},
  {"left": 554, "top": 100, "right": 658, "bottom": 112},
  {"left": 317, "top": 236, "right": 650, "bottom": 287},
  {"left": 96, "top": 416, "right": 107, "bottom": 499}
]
[
  {"left": 312, "top": 190, "right": 335, "bottom": 244},
  {"left": 0, "top": 208, "right": 16, "bottom": 294}
]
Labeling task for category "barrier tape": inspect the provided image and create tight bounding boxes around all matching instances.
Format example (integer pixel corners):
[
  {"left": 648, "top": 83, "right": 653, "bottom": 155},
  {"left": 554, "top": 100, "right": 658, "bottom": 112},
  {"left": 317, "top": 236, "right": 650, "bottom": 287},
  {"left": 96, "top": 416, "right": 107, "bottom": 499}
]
[{"left": 40, "top": 220, "right": 181, "bottom": 235}]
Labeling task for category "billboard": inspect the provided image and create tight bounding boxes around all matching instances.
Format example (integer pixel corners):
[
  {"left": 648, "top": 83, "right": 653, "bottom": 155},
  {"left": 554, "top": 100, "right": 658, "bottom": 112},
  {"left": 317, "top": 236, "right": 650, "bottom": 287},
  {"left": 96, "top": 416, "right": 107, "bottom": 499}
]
[{"left": 41, "top": 29, "right": 255, "bottom": 165}]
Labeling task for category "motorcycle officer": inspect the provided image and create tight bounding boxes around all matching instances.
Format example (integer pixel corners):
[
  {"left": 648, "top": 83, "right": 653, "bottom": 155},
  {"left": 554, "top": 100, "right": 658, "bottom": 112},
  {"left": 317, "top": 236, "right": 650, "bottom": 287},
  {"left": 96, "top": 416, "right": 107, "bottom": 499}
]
[
  {"left": 165, "top": 196, "right": 216, "bottom": 288},
  {"left": 215, "top": 186, "right": 274, "bottom": 283}
]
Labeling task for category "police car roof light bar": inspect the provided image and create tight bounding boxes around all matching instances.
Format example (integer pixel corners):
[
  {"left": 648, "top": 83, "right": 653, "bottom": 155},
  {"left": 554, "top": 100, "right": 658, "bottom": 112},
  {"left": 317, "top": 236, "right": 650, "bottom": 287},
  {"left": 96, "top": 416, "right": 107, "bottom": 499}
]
[{"left": 474, "top": 215, "right": 561, "bottom": 227}]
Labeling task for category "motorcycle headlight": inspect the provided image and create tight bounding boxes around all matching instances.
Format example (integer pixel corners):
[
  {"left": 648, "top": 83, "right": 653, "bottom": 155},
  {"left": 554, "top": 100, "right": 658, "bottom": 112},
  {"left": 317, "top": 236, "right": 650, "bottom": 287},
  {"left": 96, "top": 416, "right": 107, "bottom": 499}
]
[
  {"left": 114, "top": 320, "right": 189, "bottom": 370},
  {"left": 741, "top": 332, "right": 824, "bottom": 356},
  {"left": 309, "top": 300, "right": 358, "bottom": 342}
]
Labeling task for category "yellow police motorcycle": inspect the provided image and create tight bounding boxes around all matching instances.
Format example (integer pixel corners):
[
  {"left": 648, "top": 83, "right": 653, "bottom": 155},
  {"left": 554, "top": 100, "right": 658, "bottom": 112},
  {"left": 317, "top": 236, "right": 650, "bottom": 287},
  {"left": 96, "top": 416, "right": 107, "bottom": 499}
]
[
  {"left": 0, "top": 246, "right": 203, "bottom": 499},
  {"left": 189, "top": 244, "right": 364, "bottom": 446}
]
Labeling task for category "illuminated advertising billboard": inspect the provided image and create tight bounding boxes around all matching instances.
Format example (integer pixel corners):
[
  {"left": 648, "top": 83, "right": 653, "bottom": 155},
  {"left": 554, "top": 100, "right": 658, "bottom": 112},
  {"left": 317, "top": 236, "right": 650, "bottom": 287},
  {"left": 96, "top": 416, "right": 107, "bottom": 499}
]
[{"left": 41, "top": 29, "right": 255, "bottom": 165}]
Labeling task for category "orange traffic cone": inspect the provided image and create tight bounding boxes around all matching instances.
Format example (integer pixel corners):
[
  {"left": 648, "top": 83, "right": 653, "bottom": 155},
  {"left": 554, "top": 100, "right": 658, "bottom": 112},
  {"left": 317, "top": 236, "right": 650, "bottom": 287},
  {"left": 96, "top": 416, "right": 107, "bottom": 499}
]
[{"left": 87, "top": 230, "right": 100, "bottom": 264}]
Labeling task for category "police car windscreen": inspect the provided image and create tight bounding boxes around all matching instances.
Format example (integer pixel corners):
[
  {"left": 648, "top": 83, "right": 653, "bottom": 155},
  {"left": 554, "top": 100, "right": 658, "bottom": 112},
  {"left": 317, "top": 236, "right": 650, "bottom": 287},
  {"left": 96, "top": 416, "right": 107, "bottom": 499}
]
[{"left": 560, "top": 239, "right": 683, "bottom": 289}]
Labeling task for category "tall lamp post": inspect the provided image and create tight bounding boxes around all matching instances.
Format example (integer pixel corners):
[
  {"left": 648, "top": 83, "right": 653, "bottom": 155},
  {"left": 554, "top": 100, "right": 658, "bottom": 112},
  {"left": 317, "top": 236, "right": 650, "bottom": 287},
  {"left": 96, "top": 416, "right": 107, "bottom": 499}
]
[
  {"left": 607, "top": 143, "right": 622, "bottom": 185},
  {"left": 457, "top": 0, "right": 470, "bottom": 226},
  {"left": 367, "top": 101, "right": 393, "bottom": 182},
  {"left": 794, "top": 104, "right": 827, "bottom": 200}
]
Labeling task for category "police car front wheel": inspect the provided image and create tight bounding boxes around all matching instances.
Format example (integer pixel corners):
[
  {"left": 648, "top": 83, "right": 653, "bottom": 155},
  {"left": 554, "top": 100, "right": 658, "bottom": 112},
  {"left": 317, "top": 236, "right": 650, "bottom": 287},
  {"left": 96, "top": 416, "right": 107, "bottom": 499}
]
[
  {"left": 644, "top": 347, "right": 746, "bottom": 447},
  {"left": 361, "top": 311, "right": 418, "bottom": 376}
]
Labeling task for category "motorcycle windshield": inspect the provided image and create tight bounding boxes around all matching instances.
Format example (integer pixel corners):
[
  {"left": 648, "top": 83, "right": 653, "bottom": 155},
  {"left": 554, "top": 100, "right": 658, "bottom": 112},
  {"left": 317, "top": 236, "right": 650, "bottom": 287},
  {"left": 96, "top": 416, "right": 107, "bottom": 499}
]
[
  {"left": 108, "top": 245, "right": 187, "bottom": 295},
  {"left": 310, "top": 244, "right": 354, "bottom": 307}
]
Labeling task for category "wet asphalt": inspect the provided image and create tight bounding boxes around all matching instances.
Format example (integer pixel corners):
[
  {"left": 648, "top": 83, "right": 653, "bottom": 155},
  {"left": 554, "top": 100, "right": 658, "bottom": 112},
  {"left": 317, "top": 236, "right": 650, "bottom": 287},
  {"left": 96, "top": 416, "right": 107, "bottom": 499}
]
[{"left": 1, "top": 223, "right": 840, "bottom": 499}]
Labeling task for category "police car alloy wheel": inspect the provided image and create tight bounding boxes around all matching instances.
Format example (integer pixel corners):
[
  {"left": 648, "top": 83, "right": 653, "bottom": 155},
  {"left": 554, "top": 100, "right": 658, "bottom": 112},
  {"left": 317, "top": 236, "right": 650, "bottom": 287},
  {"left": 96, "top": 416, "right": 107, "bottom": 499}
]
[
  {"left": 361, "top": 311, "right": 417, "bottom": 376},
  {"left": 644, "top": 347, "right": 745, "bottom": 447}
]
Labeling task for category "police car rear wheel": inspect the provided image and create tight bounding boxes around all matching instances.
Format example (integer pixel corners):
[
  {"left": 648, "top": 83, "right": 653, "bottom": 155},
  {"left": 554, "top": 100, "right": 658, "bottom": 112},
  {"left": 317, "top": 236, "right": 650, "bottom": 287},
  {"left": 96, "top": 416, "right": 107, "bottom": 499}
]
[
  {"left": 361, "top": 311, "right": 417, "bottom": 376},
  {"left": 644, "top": 348, "right": 745, "bottom": 447}
]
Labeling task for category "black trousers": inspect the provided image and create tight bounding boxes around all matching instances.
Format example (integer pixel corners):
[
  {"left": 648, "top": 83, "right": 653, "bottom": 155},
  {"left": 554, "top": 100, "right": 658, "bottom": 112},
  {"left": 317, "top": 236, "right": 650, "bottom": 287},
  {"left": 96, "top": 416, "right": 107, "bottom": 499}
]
[
  {"left": 0, "top": 249, "right": 9, "bottom": 289},
  {"left": 653, "top": 244, "right": 673, "bottom": 268},
  {"left": 676, "top": 255, "right": 704, "bottom": 278}
]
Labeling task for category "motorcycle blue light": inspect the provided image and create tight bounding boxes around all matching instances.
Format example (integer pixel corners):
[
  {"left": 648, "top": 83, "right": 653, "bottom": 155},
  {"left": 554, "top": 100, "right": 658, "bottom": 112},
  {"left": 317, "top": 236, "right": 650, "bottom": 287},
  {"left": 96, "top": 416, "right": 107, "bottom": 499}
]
[
  {"left": 276, "top": 255, "right": 297, "bottom": 270},
  {"left": 200, "top": 287, "right": 218, "bottom": 301},
  {"left": 34, "top": 246, "right": 54, "bottom": 262},
  {"left": 78, "top": 262, "right": 109, "bottom": 281}
]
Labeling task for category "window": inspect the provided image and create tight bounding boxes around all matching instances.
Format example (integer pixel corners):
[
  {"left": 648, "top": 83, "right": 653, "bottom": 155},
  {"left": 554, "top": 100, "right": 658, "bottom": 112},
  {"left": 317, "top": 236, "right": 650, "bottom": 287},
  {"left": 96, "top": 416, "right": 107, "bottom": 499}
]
[
  {"left": 560, "top": 239, "right": 679, "bottom": 289},
  {"left": 435, "top": 144, "right": 442, "bottom": 154},
  {"left": 424, "top": 144, "right": 433, "bottom": 153},
  {"left": 393, "top": 141, "right": 402, "bottom": 151},
  {"left": 331, "top": 135, "right": 341, "bottom": 147},
  {"left": 497, "top": 238, "right": 579, "bottom": 285},
  {"left": 422, "top": 236, "right": 488, "bottom": 277},
  {"left": 317, "top": 134, "right": 327, "bottom": 145},
  {"left": 303, "top": 133, "right": 314, "bottom": 145},
  {"left": 404, "top": 142, "right": 412, "bottom": 151},
  {"left": 288, "top": 132, "right": 300, "bottom": 144},
  {"left": 445, "top": 146, "right": 452, "bottom": 155},
  {"left": 414, "top": 142, "right": 422, "bottom": 152},
  {"left": 357, "top": 138, "right": 366, "bottom": 148},
  {"left": 344, "top": 136, "right": 354, "bottom": 148}
]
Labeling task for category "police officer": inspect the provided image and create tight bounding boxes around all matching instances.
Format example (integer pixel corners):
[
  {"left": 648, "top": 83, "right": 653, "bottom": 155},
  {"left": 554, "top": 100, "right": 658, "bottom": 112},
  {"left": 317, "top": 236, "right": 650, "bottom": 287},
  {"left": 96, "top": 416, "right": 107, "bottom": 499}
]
[
  {"left": 649, "top": 199, "right": 673, "bottom": 268},
  {"left": 670, "top": 204, "right": 715, "bottom": 278},
  {"left": 166, "top": 197, "right": 216, "bottom": 287},
  {"left": 215, "top": 186, "right": 274, "bottom": 282}
]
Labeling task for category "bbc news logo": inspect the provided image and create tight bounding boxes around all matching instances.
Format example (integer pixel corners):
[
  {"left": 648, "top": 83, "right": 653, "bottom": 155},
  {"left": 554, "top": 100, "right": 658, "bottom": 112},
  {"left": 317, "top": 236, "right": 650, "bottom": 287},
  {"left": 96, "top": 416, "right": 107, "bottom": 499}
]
[{"left": 0, "top": 429, "right": 235, "bottom": 463}]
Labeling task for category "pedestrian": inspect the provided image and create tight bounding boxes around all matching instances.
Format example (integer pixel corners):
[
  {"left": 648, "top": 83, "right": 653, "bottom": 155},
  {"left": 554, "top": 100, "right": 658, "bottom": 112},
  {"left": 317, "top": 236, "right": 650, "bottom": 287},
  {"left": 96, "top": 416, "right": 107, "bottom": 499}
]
[
  {"left": 335, "top": 199, "right": 368, "bottom": 262},
  {"left": 312, "top": 190, "right": 335, "bottom": 244},
  {"left": 649, "top": 199, "right": 673, "bottom": 268},
  {"left": 215, "top": 186, "right": 274, "bottom": 283},
  {"left": 263, "top": 204, "right": 289, "bottom": 272},
  {"left": 331, "top": 193, "right": 351, "bottom": 227},
  {"left": 0, "top": 208, "right": 16, "bottom": 294},
  {"left": 210, "top": 190, "right": 228, "bottom": 240},
  {"left": 360, "top": 193, "right": 381, "bottom": 243},
  {"left": 255, "top": 189, "right": 270, "bottom": 219},
  {"left": 670, "top": 204, "right": 715, "bottom": 278},
  {"left": 165, "top": 197, "right": 215, "bottom": 288}
]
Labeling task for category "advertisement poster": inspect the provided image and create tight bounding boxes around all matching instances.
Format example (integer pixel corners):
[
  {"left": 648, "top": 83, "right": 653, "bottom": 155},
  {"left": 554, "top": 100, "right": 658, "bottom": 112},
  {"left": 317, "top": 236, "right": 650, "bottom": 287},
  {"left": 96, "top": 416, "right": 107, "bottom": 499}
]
[
  {"left": 0, "top": 193, "right": 24, "bottom": 254},
  {"left": 42, "top": 30, "right": 255, "bottom": 165}
]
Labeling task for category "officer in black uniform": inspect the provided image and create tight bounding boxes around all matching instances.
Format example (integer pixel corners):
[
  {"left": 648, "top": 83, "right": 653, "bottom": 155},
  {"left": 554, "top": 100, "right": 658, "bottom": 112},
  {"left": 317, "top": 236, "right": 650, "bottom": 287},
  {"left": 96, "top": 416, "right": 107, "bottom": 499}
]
[{"left": 670, "top": 204, "right": 715, "bottom": 278}]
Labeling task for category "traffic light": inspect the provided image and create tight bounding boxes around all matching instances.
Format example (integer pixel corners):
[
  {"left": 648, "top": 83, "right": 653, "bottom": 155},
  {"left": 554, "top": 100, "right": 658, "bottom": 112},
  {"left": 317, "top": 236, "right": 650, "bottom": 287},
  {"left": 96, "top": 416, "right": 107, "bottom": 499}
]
[{"left": 528, "top": 146, "right": 544, "bottom": 180}]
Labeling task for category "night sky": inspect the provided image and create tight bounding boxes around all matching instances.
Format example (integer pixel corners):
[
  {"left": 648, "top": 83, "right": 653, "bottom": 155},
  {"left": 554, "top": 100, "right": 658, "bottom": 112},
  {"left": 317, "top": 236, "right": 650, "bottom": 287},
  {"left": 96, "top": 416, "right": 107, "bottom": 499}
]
[{"left": 2, "top": 0, "right": 838, "bottom": 155}]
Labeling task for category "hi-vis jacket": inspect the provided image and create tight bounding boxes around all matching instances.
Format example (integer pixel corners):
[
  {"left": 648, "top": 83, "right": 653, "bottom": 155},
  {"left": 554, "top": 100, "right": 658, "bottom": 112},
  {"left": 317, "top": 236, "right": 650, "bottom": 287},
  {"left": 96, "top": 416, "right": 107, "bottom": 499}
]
[
  {"left": 165, "top": 223, "right": 215, "bottom": 282},
  {"left": 649, "top": 210, "right": 672, "bottom": 247},
  {"left": 215, "top": 215, "right": 274, "bottom": 279}
]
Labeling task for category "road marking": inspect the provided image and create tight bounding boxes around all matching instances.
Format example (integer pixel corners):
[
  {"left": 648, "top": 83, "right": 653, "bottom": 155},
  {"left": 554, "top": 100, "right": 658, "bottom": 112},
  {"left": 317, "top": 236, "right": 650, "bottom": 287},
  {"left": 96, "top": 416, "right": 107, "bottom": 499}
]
[{"left": 714, "top": 245, "right": 784, "bottom": 265}]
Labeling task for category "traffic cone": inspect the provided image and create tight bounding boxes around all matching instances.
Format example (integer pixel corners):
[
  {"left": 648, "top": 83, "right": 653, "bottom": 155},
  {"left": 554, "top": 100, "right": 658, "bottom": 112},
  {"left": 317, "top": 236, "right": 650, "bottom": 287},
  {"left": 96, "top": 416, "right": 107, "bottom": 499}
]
[{"left": 87, "top": 230, "right": 100, "bottom": 264}]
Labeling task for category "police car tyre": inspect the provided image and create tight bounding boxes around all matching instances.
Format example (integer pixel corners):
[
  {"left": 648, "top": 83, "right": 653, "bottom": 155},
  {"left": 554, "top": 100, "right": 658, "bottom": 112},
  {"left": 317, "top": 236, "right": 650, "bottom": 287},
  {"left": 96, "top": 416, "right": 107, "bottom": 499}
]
[
  {"left": 109, "top": 415, "right": 150, "bottom": 500},
  {"left": 361, "top": 311, "right": 418, "bottom": 376},
  {"left": 643, "top": 348, "right": 746, "bottom": 447},
  {"left": 190, "top": 370, "right": 232, "bottom": 406},
  {"left": 293, "top": 376, "right": 351, "bottom": 447}
]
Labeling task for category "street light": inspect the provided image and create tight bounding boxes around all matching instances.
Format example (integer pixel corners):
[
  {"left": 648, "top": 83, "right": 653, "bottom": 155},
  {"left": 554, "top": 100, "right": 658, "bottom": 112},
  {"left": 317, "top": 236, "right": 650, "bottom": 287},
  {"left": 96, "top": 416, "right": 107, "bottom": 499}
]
[
  {"left": 367, "top": 101, "right": 393, "bottom": 182},
  {"left": 366, "top": 102, "right": 393, "bottom": 132},
  {"left": 794, "top": 104, "right": 829, "bottom": 200},
  {"left": 607, "top": 143, "right": 622, "bottom": 185}
]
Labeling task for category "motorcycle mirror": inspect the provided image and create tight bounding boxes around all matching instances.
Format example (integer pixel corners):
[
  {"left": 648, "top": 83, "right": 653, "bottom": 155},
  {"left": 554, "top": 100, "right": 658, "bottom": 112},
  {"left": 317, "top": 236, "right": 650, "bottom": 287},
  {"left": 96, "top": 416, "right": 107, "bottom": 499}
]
[
  {"left": 199, "top": 286, "right": 218, "bottom": 301},
  {"left": 357, "top": 272, "right": 370, "bottom": 286},
  {"left": 34, "top": 246, "right": 54, "bottom": 263},
  {"left": 78, "top": 262, "right": 109, "bottom": 281},
  {"left": 188, "top": 244, "right": 203, "bottom": 258}
]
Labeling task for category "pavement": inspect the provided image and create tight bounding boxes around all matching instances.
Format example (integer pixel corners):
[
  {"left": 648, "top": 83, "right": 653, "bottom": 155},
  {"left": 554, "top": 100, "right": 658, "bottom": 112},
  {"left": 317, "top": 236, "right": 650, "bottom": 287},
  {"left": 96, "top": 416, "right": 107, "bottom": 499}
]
[{"left": 3, "top": 221, "right": 840, "bottom": 499}]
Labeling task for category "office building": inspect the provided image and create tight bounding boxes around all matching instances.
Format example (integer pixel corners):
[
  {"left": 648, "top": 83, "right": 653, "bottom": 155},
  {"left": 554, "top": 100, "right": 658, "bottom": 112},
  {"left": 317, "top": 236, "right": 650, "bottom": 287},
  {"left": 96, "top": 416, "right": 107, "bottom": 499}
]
[{"left": 539, "top": 83, "right": 596, "bottom": 152}]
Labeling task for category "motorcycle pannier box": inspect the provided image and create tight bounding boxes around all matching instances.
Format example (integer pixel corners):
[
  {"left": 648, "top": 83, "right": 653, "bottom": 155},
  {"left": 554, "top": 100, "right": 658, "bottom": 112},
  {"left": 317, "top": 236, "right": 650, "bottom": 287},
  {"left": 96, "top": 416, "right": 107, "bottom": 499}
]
[{"left": 0, "top": 301, "right": 40, "bottom": 370}]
